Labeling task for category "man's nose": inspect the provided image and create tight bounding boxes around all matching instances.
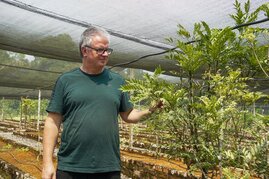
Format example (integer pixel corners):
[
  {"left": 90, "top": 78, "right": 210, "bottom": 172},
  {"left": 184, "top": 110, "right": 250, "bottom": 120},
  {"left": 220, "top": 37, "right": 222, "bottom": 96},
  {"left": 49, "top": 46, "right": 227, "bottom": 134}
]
[{"left": 102, "top": 50, "right": 109, "bottom": 56}]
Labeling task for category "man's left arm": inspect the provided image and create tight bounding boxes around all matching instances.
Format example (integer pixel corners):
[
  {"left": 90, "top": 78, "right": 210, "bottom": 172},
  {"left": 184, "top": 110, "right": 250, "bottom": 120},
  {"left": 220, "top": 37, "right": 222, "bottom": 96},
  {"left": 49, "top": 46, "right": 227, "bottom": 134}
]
[
  {"left": 120, "top": 109, "right": 151, "bottom": 123},
  {"left": 120, "top": 100, "right": 163, "bottom": 123}
]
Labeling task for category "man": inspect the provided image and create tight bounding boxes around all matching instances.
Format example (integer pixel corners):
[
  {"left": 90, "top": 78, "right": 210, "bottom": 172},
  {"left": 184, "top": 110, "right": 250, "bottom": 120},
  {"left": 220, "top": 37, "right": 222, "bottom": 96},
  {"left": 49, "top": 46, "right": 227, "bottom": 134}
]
[{"left": 42, "top": 26, "right": 162, "bottom": 179}]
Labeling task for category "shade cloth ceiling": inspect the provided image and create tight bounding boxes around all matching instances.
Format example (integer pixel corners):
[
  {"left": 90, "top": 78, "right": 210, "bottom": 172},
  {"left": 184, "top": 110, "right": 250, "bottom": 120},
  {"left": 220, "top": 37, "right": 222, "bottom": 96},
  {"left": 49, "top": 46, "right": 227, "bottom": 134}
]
[{"left": 0, "top": 0, "right": 268, "bottom": 98}]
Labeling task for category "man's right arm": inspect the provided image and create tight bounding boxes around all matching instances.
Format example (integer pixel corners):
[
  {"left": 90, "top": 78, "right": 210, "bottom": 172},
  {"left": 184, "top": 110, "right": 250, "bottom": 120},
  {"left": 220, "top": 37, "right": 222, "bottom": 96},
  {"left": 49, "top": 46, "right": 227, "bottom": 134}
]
[{"left": 42, "top": 112, "right": 63, "bottom": 179}]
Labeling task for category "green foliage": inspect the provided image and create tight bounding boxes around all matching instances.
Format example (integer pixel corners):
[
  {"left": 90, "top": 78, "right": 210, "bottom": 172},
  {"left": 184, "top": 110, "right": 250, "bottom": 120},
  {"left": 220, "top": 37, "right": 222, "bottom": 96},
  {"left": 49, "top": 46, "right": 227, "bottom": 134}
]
[
  {"left": 0, "top": 45, "right": 80, "bottom": 93},
  {"left": 194, "top": 24, "right": 236, "bottom": 72},
  {"left": 230, "top": 0, "right": 259, "bottom": 26},
  {"left": 121, "top": 66, "right": 186, "bottom": 109},
  {"left": 177, "top": 24, "right": 191, "bottom": 39},
  {"left": 257, "top": 3, "right": 269, "bottom": 17},
  {"left": 0, "top": 99, "right": 20, "bottom": 120},
  {"left": 33, "top": 33, "right": 78, "bottom": 57},
  {"left": 172, "top": 40, "right": 204, "bottom": 74},
  {"left": 122, "top": 0, "right": 269, "bottom": 178},
  {"left": 2, "top": 144, "right": 12, "bottom": 150},
  {"left": 40, "top": 99, "right": 49, "bottom": 117},
  {"left": 21, "top": 98, "right": 50, "bottom": 121},
  {"left": 223, "top": 167, "right": 251, "bottom": 179},
  {"left": 226, "top": 137, "right": 269, "bottom": 174},
  {"left": 22, "top": 98, "right": 37, "bottom": 120},
  {"left": 0, "top": 96, "right": 49, "bottom": 123},
  {"left": 16, "top": 147, "right": 29, "bottom": 152}
]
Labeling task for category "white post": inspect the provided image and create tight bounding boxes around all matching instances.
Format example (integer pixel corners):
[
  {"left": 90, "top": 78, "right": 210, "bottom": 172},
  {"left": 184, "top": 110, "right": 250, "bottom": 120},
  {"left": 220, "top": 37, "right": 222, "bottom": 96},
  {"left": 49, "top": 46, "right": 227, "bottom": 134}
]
[
  {"left": 37, "top": 90, "right": 41, "bottom": 131},
  {"left": 129, "top": 124, "right": 133, "bottom": 148},
  {"left": 1, "top": 97, "right": 4, "bottom": 121},
  {"left": 253, "top": 101, "right": 256, "bottom": 116},
  {"left": 20, "top": 98, "right": 22, "bottom": 129},
  {"left": 129, "top": 69, "right": 135, "bottom": 148}
]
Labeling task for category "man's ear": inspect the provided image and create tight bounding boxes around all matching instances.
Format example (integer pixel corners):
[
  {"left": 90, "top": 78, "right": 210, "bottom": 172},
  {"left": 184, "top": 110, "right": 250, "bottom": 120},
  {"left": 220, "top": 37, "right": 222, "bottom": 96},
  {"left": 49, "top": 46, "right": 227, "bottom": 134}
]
[{"left": 81, "top": 47, "right": 87, "bottom": 57}]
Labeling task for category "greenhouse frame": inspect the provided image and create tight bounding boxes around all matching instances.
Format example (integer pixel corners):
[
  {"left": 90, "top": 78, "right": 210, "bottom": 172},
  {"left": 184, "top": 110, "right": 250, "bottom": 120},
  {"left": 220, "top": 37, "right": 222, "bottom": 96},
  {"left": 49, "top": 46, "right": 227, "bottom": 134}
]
[{"left": 0, "top": 0, "right": 269, "bottom": 178}]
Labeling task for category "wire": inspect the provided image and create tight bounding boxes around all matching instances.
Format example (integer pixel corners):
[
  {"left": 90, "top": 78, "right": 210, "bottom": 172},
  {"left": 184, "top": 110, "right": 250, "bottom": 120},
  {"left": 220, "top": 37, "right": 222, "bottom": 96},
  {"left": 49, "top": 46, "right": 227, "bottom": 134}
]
[
  {"left": 232, "top": 17, "right": 269, "bottom": 29},
  {"left": 109, "top": 47, "right": 178, "bottom": 69},
  {"left": 0, "top": 63, "right": 60, "bottom": 98},
  {"left": 5, "top": 83, "right": 55, "bottom": 99},
  {"left": 0, "top": 63, "right": 62, "bottom": 74},
  {"left": 109, "top": 17, "right": 269, "bottom": 69},
  {"left": 109, "top": 40, "right": 198, "bottom": 69},
  {"left": 0, "top": 42, "right": 79, "bottom": 62}
]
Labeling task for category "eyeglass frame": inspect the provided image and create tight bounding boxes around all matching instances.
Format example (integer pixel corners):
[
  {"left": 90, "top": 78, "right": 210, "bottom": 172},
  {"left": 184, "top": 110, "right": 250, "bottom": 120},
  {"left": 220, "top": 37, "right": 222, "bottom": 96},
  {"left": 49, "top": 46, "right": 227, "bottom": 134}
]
[{"left": 84, "top": 45, "right": 113, "bottom": 55}]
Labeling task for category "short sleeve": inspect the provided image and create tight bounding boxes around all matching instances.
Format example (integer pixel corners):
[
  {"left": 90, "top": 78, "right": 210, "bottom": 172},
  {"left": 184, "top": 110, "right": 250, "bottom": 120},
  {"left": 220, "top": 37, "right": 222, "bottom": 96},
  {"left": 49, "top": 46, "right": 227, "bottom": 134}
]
[
  {"left": 46, "top": 77, "right": 64, "bottom": 114},
  {"left": 119, "top": 91, "right": 133, "bottom": 112}
]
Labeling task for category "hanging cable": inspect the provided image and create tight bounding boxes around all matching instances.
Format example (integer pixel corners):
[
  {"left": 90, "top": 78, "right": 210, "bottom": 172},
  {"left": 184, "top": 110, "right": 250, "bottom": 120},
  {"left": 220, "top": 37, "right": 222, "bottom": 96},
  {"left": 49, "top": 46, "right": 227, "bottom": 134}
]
[
  {"left": 109, "top": 47, "right": 178, "bottom": 69},
  {"left": 109, "top": 40, "right": 198, "bottom": 69},
  {"left": 109, "top": 16, "right": 269, "bottom": 69},
  {"left": 232, "top": 17, "right": 269, "bottom": 29},
  {"left": 3, "top": 83, "right": 55, "bottom": 99},
  {"left": 0, "top": 63, "right": 62, "bottom": 74}
]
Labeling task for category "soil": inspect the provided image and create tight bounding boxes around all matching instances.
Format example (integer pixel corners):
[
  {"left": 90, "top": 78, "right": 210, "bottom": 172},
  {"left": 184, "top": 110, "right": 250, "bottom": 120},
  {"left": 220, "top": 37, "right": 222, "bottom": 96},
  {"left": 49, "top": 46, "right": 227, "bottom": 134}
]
[
  {"left": 122, "top": 150, "right": 187, "bottom": 171},
  {"left": 0, "top": 138, "right": 45, "bottom": 178}
]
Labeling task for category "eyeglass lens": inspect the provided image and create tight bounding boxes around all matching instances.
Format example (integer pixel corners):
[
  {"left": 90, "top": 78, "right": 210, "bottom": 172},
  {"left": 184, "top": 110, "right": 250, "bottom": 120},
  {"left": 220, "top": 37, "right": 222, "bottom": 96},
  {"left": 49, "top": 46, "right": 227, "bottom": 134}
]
[{"left": 85, "top": 46, "right": 113, "bottom": 54}]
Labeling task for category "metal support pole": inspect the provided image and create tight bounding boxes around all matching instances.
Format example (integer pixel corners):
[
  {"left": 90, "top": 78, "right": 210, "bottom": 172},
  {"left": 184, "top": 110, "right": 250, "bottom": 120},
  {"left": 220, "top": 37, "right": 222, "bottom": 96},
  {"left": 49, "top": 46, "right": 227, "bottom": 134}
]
[
  {"left": 1, "top": 97, "right": 4, "bottom": 121},
  {"left": 37, "top": 90, "right": 41, "bottom": 131},
  {"left": 129, "top": 69, "right": 135, "bottom": 148},
  {"left": 253, "top": 101, "right": 256, "bottom": 116},
  {"left": 20, "top": 97, "right": 22, "bottom": 129}
]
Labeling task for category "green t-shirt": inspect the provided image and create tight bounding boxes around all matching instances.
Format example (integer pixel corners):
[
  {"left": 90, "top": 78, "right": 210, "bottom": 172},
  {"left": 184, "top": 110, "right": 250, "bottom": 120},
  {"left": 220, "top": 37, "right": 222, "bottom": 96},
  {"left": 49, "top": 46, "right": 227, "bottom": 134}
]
[{"left": 46, "top": 68, "right": 133, "bottom": 173}]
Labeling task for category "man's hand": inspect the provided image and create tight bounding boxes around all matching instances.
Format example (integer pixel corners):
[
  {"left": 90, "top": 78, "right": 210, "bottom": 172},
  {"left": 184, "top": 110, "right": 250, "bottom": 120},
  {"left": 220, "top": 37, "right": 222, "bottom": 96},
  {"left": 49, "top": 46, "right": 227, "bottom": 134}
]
[
  {"left": 120, "top": 100, "right": 164, "bottom": 123},
  {"left": 149, "top": 100, "right": 164, "bottom": 113},
  {"left": 42, "top": 162, "right": 56, "bottom": 179}
]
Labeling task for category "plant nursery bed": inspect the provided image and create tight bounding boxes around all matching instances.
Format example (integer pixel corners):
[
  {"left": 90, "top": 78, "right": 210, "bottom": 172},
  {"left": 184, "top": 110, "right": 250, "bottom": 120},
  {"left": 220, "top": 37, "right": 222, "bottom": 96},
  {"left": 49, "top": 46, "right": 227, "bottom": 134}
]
[
  {"left": 0, "top": 121, "right": 264, "bottom": 179},
  {"left": 0, "top": 136, "right": 193, "bottom": 179},
  {"left": 0, "top": 138, "right": 46, "bottom": 178},
  {"left": 121, "top": 150, "right": 201, "bottom": 179},
  {"left": 0, "top": 133, "right": 196, "bottom": 179}
]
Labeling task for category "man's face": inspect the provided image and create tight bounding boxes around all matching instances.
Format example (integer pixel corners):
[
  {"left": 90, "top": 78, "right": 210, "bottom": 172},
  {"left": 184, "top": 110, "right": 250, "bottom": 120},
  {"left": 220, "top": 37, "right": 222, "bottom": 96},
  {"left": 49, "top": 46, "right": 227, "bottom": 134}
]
[{"left": 83, "top": 35, "right": 110, "bottom": 68}]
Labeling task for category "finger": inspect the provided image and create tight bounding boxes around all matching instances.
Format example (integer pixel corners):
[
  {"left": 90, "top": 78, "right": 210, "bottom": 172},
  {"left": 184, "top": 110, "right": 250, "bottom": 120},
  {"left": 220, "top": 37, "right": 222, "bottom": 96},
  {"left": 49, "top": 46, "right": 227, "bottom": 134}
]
[{"left": 157, "top": 100, "right": 164, "bottom": 108}]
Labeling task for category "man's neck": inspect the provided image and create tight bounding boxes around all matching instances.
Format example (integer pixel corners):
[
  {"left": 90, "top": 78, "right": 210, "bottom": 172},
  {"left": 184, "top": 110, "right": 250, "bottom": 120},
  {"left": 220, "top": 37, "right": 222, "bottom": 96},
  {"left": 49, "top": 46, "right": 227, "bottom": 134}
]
[{"left": 80, "top": 65, "right": 104, "bottom": 75}]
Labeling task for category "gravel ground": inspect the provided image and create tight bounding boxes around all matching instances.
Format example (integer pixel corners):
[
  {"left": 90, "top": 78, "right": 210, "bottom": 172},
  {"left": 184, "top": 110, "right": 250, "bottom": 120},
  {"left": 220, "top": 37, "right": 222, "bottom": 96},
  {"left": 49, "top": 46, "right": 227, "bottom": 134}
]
[{"left": 0, "top": 130, "right": 131, "bottom": 179}]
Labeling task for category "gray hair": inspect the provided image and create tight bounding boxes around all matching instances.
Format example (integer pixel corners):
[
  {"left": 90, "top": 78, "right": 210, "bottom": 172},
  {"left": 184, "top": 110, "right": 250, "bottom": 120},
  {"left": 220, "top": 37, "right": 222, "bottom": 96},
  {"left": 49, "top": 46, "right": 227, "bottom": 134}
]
[{"left": 79, "top": 26, "right": 110, "bottom": 57}]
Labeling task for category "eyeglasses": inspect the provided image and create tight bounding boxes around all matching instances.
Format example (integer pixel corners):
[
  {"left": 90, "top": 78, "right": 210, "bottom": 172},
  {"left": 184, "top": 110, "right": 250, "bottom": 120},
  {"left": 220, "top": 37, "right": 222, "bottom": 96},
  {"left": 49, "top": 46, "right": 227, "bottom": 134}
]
[{"left": 84, "top": 45, "right": 113, "bottom": 55}]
